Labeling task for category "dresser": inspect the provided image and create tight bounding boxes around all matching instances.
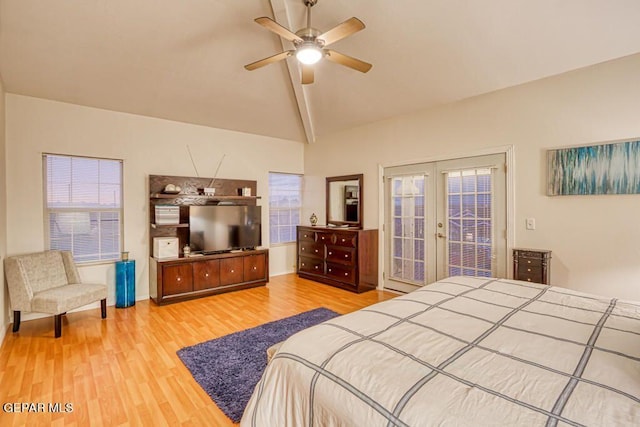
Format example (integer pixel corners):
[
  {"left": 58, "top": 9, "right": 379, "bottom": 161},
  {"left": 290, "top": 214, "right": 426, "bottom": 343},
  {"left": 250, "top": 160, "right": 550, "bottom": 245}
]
[
  {"left": 297, "top": 226, "right": 378, "bottom": 293},
  {"left": 513, "top": 248, "right": 551, "bottom": 284}
]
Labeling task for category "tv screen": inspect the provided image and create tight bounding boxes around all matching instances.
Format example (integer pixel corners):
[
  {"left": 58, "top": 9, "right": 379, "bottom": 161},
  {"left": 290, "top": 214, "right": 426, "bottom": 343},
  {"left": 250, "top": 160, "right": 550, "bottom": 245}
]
[{"left": 189, "top": 205, "right": 262, "bottom": 253}]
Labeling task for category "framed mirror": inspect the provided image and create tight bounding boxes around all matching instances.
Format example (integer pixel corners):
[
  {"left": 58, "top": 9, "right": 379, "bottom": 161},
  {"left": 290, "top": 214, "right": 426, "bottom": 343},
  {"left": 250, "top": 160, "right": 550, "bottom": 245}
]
[{"left": 326, "top": 174, "right": 363, "bottom": 228}]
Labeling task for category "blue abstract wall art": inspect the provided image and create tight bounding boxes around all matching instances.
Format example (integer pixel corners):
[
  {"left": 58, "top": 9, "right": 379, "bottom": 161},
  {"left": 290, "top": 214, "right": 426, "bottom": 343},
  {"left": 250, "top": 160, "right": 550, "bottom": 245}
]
[{"left": 547, "top": 139, "right": 640, "bottom": 195}]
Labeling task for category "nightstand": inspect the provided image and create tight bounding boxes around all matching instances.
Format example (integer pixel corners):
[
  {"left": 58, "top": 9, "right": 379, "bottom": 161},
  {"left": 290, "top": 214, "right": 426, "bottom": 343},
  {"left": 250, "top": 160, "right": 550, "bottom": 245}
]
[{"left": 513, "top": 249, "right": 551, "bottom": 285}]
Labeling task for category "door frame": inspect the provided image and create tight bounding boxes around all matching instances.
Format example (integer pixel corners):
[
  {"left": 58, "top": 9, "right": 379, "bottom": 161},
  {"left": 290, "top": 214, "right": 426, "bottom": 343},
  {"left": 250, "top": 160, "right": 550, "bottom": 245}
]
[{"left": 376, "top": 145, "right": 515, "bottom": 290}]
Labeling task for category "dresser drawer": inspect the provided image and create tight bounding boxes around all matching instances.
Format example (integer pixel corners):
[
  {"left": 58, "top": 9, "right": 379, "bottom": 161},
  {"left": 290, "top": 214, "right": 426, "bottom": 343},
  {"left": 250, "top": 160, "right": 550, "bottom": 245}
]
[
  {"left": 316, "top": 232, "right": 333, "bottom": 245},
  {"left": 298, "top": 229, "right": 316, "bottom": 242},
  {"left": 299, "top": 241, "right": 324, "bottom": 259},
  {"left": 299, "top": 256, "right": 324, "bottom": 274},
  {"left": 333, "top": 233, "right": 356, "bottom": 247},
  {"left": 326, "top": 245, "right": 355, "bottom": 265},
  {"left": 326, "top": 263, "right": 356, "bottom": 285}
]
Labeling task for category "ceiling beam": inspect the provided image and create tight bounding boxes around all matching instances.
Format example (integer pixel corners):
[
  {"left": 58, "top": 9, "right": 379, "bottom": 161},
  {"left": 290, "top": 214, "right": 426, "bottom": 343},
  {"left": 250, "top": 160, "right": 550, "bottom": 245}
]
[{"left": 269, "top": 0, "right": 316, "bottom": 143}]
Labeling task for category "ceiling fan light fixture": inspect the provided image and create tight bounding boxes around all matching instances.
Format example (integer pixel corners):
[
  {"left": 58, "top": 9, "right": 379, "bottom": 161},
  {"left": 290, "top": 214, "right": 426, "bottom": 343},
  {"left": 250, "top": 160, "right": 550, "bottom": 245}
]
[{"left": 295, "top": 44, "right": 322, "bottom": 65}]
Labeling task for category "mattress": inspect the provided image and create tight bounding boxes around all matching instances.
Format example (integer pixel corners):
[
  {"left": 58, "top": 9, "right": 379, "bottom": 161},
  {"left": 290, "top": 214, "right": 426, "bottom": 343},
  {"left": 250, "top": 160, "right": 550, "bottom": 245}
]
[{"left": 241, "top": 276, "right": 640, "bottom": 426}]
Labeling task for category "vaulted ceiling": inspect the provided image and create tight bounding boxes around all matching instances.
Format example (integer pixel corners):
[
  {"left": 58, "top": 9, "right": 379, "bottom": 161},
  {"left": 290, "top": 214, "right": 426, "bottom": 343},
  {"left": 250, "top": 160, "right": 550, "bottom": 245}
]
[{"left": 2, "top": 1, "right": 640, "bottom": 143}]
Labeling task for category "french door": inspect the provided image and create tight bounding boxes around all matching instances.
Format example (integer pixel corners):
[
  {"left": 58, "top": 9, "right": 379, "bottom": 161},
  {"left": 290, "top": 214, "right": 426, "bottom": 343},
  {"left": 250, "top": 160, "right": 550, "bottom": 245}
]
[{"left": 384, "top": 154, "right": 506, "bottom": 293}]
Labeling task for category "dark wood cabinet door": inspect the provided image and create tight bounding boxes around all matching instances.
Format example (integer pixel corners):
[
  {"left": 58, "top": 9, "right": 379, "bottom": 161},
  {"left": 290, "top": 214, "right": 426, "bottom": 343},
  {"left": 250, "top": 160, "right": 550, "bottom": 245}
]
[
  {"left": 220, "top": 257, "right": 244, "bottom": 286},
  {"left": 162, "top": 264, "right": 193, "bottom": 295},
  {"left": 244, "top": 253, "right": 266, "bottom": 282},
  {"left": 193, "top": 259, "right": 220, "bottom": 290}
]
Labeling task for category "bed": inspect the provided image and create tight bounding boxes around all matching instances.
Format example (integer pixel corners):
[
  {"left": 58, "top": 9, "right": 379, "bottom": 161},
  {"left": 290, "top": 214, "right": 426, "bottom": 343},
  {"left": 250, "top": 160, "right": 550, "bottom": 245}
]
[{"left": 241, "top": 276, "right": 640, "bottom": 426}]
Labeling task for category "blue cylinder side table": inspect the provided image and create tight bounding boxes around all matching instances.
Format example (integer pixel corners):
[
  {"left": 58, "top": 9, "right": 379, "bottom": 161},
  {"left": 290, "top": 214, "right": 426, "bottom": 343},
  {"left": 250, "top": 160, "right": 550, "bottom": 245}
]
[{"left": 116, "top": 260, "right": 136, "bottom": 308}]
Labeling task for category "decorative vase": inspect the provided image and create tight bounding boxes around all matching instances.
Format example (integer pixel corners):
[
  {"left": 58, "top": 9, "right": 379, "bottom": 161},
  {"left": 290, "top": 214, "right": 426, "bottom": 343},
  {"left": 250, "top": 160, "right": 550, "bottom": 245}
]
[{"left": 310, "top": 213, "right": 318, "bottom": 226}]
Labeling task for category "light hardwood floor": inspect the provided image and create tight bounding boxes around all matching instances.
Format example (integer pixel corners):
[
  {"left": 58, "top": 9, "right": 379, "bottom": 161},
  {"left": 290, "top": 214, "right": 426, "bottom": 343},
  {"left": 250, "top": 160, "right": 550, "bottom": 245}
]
[{"left": 0, "top": 274, "right": 397, "bottom": 426}]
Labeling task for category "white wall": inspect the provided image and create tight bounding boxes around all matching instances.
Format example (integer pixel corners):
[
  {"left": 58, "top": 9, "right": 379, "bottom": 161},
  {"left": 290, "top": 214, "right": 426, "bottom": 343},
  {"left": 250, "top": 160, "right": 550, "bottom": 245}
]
[
  {"left": 0, "top": 77, "right": 7, "bottom": 339},
  {"left": 305, "top": 53, "right": 640, "bottom": 301},
  {"left": 5, "top": 95, "right": 303, "bottom": 316}
]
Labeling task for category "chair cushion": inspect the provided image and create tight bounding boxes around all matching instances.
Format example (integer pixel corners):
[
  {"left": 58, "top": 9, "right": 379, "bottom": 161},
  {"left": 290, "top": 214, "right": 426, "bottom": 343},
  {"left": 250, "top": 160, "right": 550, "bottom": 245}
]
[
  {"left": 18, "top": 252, "right": 69, "bottom": 293},
  {"left": 31, "top": 283, "right": 107, "bottom": 314}
]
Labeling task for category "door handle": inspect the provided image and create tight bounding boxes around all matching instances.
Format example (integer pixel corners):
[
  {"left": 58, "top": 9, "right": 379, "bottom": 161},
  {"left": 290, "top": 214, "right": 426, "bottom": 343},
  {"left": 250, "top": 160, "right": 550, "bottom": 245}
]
[{"left": 437, "top": 233, "right": 446, "bottom": 238}]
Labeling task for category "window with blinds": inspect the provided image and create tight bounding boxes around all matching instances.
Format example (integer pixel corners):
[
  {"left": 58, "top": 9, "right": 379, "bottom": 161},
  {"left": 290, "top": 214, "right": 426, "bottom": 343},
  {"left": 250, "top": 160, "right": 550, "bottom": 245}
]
[
  {"left": 269, "top": 172, "right": 302, "bottom": 244},
  {"left": 43, "top": 154, "right": 123, "bottom": 263}
]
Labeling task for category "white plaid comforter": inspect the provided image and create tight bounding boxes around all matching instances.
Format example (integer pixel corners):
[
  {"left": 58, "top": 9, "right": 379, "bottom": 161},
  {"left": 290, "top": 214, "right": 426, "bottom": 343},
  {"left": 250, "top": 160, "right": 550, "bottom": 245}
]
[{"left": 241, "top": 276, "right": 640, "bottom": 426}]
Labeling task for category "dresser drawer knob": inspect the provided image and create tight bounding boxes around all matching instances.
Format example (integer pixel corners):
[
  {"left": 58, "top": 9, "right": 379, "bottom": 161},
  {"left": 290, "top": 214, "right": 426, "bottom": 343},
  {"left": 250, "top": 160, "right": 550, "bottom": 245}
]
[
  {"left": 329, "top": 251, "right": 332, "bottom": 255},
  {"left": 527, "top": 260, "right": 532, "bottom": 264},
  {"left": 315, "top": 266, "right": 319, "bottom": 270},
  {"left": 231, "top": 269, "right": 234, "bottom": 273},
  {"left": 314, "top": 249, "right": 318, "bottom": 253},
  {"left": 341, "top": 238, "right": 346, "bottom": 242},
  {"left": 328, "top": 268, "right": 332, "bottom": 272},
  {"left": 205, "top": 273, "right": 209, "bottom": 277},
  {"left": 345, "top": 254, "right": 348, "bottom": 258},
  {"left": 344, "top": 272, "right": 348, "bottom": 276},
  {"left": 302, "top": 247, "right": 305, "bottom": 251},
  {"left": 527, "top": 278, "right": 532, "bottom": 282},
  {"left": 527, "top": 268, "right": 531, "bottom": 272},
  {"left": 177, "top": 277, "right": 181, "bottom": 282},
  {"left": 253, "top": 266, "right": 257, "bottom": 270},
  {"left": 302, "top": 263, "right": 306, "bottom": 266}
]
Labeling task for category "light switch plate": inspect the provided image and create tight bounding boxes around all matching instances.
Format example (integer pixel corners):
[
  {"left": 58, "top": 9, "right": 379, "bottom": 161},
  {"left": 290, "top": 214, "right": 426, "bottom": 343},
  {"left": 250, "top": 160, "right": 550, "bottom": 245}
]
[{"left": 526, "top": 218, "right": 536, "bottom": 230}]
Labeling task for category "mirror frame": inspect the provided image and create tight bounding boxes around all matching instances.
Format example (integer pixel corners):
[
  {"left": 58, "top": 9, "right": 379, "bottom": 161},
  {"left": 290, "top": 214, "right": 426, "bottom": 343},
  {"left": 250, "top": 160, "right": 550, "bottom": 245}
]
[{"left": 326, "top": 174, "right": 363, "bottom": 229}]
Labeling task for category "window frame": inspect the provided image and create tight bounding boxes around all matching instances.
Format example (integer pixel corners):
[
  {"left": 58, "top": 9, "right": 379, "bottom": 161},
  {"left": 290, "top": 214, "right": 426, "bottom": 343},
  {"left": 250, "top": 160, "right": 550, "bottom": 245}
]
[
  {"left": 42, "top": 153, "right": 124, "bottom": 265},
  {"left": 268, "top": 172, "right": 303, "bottom": 246}
]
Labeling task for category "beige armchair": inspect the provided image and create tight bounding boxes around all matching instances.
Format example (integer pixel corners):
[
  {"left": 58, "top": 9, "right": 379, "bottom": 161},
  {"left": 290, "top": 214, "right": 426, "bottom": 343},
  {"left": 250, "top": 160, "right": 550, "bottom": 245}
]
[{"left": 4, "top": 250, "right": 107, "bottom": 338}]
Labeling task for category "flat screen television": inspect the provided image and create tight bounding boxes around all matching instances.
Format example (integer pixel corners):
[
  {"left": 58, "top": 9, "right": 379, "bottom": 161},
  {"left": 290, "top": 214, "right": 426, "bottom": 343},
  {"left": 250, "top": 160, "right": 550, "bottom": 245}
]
[{"left": 189, "top": 205, "right": 262, "bottom": 253}]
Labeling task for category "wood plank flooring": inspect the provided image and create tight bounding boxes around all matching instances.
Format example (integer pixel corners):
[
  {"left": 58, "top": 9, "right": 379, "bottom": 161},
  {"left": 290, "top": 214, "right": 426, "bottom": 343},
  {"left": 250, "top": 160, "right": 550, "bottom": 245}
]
[{"left": 0, "top": 274, "right": 397, "bottom": 426}]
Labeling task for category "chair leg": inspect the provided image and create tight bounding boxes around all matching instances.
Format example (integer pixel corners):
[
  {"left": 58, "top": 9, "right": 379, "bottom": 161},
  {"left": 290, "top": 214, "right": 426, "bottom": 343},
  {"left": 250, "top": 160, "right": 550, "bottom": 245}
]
[
  {"left": 12, "top": 311, "right": 20, "bottom": 333},
  {"left": 100, "top": 299, "right": 107, "bottom": 319},
  {"left": 54, "top": 314, "right": 62, "bottom": 338}
]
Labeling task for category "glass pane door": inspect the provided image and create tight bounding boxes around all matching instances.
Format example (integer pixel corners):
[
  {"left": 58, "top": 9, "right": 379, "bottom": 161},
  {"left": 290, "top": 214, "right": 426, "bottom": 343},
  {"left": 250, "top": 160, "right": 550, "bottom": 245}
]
[
  {"left": 390, "top": 175, "right": 426, "bottom": 285},
  {"left": 445, "top": 168, "right": 494, "bottom": 277}
]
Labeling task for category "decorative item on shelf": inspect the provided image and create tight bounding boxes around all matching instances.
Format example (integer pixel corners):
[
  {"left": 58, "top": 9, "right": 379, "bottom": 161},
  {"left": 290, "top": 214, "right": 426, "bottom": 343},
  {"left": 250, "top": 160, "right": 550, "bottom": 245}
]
[
  {"left": 116, "top": 257, "right": 135, "bottom": 308},
  {"left": 203, "top": 187, "right": 216, "bottom": 196},
  {"left": 121, "top": 251, "right": 129, "bottom": 261},
  {"left": 183, "top": 244, "right": 191, "bottom": 257},
  {"left": 163, "top": 184, "right": 181, "bottom": 195},
  {"left": 243, "top": 187, "right": 252, "bottom": 197},
  {"left": 310, "top": 213, "right": 318, "bottom": 226},
  {"left": 153, "top": 237, "right": 179, "bottom": 259},
  {"left": 155, "top": 205, "right": 180, "bottom": 225}
]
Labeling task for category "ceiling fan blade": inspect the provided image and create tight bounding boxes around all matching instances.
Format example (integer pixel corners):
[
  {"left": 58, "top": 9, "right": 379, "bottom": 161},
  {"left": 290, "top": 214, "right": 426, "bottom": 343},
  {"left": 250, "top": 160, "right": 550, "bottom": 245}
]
[
  {"left": 244, "top": 51, "right": 293, "bottom": 71},
  {"left": 317, "top": 17, "right": 365, "bottom": 47},
  {"left": 254, "top": 17, "right": 303, "bottom": 43},
  {"left": 325, "top": 50, "right": 372, "bottom": 73},
  {"left": 301, "top": 65, "right": 314, "bottom": 85}
]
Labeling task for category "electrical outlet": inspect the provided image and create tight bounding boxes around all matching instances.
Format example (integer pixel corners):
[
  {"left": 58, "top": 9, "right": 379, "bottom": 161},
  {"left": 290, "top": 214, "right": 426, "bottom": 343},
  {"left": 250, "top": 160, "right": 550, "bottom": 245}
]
[{"left": 526, "top": 218, "right": 536, "bottom": 230}]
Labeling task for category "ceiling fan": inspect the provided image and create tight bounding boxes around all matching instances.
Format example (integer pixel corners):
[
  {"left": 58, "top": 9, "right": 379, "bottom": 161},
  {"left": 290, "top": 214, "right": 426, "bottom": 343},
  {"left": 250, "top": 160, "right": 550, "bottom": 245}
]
[{"left": 244, "top": 0, "right": 372, "bottom": 84}]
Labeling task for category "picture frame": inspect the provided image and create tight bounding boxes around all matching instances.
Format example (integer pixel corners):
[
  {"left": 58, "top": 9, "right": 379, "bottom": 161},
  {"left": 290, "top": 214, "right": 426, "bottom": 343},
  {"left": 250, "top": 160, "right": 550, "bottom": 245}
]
[{"left": 547, "top": 139, "right": 640, "bottom": 196}]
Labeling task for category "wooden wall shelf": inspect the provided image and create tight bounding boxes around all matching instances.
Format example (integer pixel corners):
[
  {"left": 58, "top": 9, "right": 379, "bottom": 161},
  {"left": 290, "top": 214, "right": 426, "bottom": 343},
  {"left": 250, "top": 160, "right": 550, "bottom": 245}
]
[
  {"left": 151, "top": 194, "right": 261, "bottom": 201},
  {"left": 148, "top": 174, "right": 268, "bottom": 305},
  {"left": 151, "top": 223, "right": 189, "bottom": 229}
]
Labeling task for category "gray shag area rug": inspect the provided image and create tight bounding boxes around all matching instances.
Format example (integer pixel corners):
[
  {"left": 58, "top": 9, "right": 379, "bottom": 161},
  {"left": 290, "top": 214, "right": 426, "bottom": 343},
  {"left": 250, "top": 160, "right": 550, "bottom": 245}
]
[{"left": 177, "top": 307, "right": 339, "bottom": 423}]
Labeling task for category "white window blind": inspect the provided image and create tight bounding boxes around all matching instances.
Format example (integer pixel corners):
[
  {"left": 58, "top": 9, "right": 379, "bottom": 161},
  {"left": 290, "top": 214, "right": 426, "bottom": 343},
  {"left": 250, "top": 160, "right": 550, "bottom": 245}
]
[
  {"left": 43, "top": 154, "right": 123, "bottom": 263},
  {"left": 269, "top": 172, "right": 302, "bottom": 244}
]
